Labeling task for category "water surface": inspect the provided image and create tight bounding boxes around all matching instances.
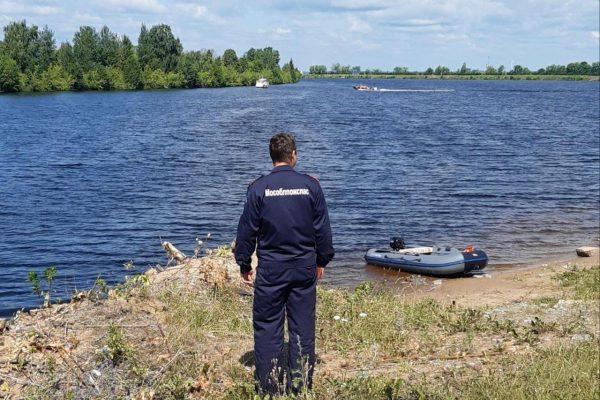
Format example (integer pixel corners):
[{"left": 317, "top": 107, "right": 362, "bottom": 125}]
[{"left": 0, "top": 79, "right": 598, "bottom": 317}]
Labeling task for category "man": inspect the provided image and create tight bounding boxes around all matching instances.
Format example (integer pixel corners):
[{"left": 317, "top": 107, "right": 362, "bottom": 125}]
[{"left": 234, "top": 133, "right": 334, "bottom": 396}]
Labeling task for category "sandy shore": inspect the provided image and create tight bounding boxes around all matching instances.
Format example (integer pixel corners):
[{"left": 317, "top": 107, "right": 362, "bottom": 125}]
[{"left": 403, "top": 251, "right": 599, "bottom": 307}]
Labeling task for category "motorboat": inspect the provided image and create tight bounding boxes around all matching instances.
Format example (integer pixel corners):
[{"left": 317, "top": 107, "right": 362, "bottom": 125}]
[
  {"left": 364, "top": 237, "right": 488, "bottom": 276},
  {"left": 353, "top": 84, "right": 377, "bottom": 91},
  {"left": 255, "top": 78, "right": 269, "bottom": 88}
]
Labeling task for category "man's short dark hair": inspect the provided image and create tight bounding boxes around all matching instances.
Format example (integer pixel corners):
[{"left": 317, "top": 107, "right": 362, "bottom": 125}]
[{"left": 269, "top": 133, "right": 296, "bottom": 164}]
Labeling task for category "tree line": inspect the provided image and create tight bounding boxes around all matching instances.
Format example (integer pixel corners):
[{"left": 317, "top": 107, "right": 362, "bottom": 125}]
[
  {"left": 0, "top": 21, "right": 301, "bottom": 93},
  {"left": 309, "top": 61, "right": 600, "bottom": 76}
]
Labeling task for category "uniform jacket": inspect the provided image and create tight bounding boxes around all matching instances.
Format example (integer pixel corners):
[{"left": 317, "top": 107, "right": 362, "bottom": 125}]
[{"left": 234, "top": 165, "right": 334, "bottom": 273}]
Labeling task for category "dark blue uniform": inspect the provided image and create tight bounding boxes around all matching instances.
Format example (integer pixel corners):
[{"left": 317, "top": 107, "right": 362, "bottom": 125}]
[{"left": 235, "top": 165, "right": 334, "bottom": 395}]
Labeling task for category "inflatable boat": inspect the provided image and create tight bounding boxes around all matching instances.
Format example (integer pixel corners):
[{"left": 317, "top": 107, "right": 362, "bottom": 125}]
[{"left": 365, "top": 238, "right": 488, "bottom": 276}]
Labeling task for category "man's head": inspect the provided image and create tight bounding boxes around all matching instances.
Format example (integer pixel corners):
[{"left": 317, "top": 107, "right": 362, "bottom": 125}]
[{"left": 269, "top": 133, "right": 297, "bottom": 166}]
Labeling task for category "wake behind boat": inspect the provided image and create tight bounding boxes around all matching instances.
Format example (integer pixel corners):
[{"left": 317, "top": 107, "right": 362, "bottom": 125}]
[
  {"left": 353, "top": 85, "right": 453, "bottom": 92},
  {"left": 378, "top": 88, "right": 454, "bottom": 92},
  {"left": 365, "top": 237, "right": 488, "bottom": 276}
]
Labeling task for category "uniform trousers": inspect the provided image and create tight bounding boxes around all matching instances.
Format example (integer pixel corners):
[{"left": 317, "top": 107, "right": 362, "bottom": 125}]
[{"left": 253, "top": 264, "right": 317, "bottom": 395}]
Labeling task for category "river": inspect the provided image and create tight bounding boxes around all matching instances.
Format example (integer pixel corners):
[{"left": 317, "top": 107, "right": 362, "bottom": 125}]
[{"left": 0, "top": 79, "right": 598, "bottom": 317}]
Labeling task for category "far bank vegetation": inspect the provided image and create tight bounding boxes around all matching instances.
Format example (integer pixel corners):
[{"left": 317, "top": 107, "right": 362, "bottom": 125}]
[
  {"left": 306, "top": 61, "right": 600, "bottom": 80},
  {"left": 0, "top": 21, "right": 301, "bottom": 93}
]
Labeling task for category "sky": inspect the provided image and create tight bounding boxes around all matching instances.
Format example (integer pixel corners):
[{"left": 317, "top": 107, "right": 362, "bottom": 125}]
[{"left": 0, "top": 0, "right": 598, "bottom": 71}]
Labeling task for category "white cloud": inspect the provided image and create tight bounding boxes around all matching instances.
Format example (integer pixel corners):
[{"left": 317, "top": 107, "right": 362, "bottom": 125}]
[
  {"left": 99, "top": 0, "right": 166, "bottom": 13},
  {"left": 0, "top": 1, "right": 60, "bottom": 15},
  {"left": 328, "top": 32, "right": 348, "bottom": 42},
  {"left": 353, "top": 38, "right": 381, "bottom": 49},
  {"left": 175, "top": 3, "right": 208, "bottom": 18},
  {"left": 173, "top": 3, "right": 225, "bottom": 24},
  {"left": 270, "top": 26, "right": 292, "bottom": 41},
  {"left": 0, "top": 0, "right": 597, "bottom": 71},
  {"left": 72, "top": 12, "right": 104, "bottom": 25},
  {"left": 273, "top": 27, "right": 291, "bottom": 35},
  {"left": 331, "top": 0, "right": 391, "bottom": 10},
  {"left": 347, "top": 15, "right": 372, "bottom": 33}
]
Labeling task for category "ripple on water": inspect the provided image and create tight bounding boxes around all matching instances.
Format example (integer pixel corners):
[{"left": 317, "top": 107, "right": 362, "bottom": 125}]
[{"left": 0, "top": 80, "right": 598, "bottom": 317}]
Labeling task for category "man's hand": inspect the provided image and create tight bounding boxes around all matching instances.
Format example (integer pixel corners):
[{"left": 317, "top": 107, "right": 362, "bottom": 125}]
[
  {"left": 241, "top": 271, "right": 254, "bottom": 286},
  {"left": 316, "top": 266, "right": 325, "bottom": 280}
]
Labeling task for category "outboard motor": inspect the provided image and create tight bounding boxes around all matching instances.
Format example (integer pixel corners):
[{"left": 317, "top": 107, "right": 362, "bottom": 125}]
[
  {"left": 390, "top": 237, "right": 405, "bottom": 251},
  {"left": 463, "top": 249, "right": 489, "bottom": 272}
]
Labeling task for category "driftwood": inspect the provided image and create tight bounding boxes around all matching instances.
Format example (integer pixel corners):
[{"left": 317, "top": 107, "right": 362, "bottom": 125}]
[{"left": 161, "top": 241, "right": 187, "bottom": 263}]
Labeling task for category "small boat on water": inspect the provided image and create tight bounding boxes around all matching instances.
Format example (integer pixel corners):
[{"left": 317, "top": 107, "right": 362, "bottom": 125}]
[
  {"left": 365, "top": 237, "right": 488, "bottom": 276},
  {"left": 255, "top": 78, "right": 269, "bottom": 88},
  {"left": 353, "top": 84, "right": 377, "bottom": 91}
]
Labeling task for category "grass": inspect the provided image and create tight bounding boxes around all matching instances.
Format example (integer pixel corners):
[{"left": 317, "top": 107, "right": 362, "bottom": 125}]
[
  {"left": 10, "top": 263, "right": 599, "bottom": 400},
  {"left": 460, "top": 342, "right": 599, "bottom": 400},
  {"left": 554, "top": 265, "right": 600, "bottom": 301}
]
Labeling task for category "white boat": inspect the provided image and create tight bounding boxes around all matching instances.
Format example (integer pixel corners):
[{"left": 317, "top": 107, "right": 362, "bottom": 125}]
[{"left": 255, "top": 78, "right": 269, "bottom": 88}]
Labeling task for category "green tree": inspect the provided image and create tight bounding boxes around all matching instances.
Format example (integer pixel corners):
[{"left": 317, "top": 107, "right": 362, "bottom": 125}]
[
  {"left": 98, "top": 26, "right": 120, "bottom": 67},
  {"left": 45, "top": 64, "right": 74, "bottom": 91},
  {"left": 485, "top": 65, "right": 497, "bottom": 75},
  {"left": 105, "top": 66, "right": 127, "bottom": 90},
  {"left": 510, "top": 65, "right": 530, "bottom": 75},
  {"left": 256, "top": 47, "right": 279, "bottom": 70},
  {"left": 222, "top": 49, "right": 238, "bottom": 69},
  {"left": 82, "top": 67, "right": 106, "bottom": 90},
  {"left": 73, "top": 26, "right": 100, "bottom": 72},
  {"left": 434, "top": 65, "right": 450, "bottom": 75},
  {"left": 287, "top": 58, "right": 297, "bottom": 81},
  {"left": 119, "top": 36, "right": 141, "bottom": 89},
  {"left": 309, "top": 65, "right": 327, "bottom": 74},
  {"left": 0, "top": 54, "right": 20, "bottom": 91},
  {"left": 2, "top": 20, "right": 39, "bottom": 72},
  {"left": 36, "top": 25, "right": 56, "bottom": 71},
  {"left": 242, "top": 47, "right": 280, "bottom": 72},
  {"left": 222, "top": 66, "right": 241, "bottom": 86},
  {"left": 177, "top": 51, "right": 201, "bottom": 87},
  {"left": 458, "top": 62, "right": 469, "bottom": 74},
  {"left": 1, "top": 21, "right": 302, "bottom": 92},
  {"left": 393, "top": 66, "right": 409, "bottom": 74},
  {"left": 591, "top": 62, "right": 600, "bottom": 76},
  {"left": 497, "top": 65, "right": 505, "bottom": 75},
  {"left": 142, "top": 24, "right": 183, "bottom": 72},
  {"left": 282, "top": 58, "right": 300, "bottom": 83},
  {"left": 142, "top": 67, "right": 168, "bottom": 89},
  {"left": 545, "top": 64, "right": 566, "bottom": 75},
  {"left": 137, "top": 24, "right": 151, "bottom": 67},
  {"left": 165, "top": 71, "right": 185, "bottom": 88}
]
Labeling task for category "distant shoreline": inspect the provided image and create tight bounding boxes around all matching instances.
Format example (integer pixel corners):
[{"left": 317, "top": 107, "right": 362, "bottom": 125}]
[{"left": 303, "top": 74, "right": 600, "bottom": 81}]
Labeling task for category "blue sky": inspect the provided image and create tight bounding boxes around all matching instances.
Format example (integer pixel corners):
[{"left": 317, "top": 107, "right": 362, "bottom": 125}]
[{"left": 1, "top": 0, "right": 598, "bottom": 71}]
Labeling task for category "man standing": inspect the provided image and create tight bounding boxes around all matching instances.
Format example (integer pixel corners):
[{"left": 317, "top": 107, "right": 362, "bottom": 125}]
[{"left": 234, "top": 133, "right": 334, "bottom": 396}]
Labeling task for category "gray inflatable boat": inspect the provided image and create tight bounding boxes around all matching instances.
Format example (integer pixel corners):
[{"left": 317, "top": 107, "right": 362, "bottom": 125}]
[{"left": 365, "top": 238, "right": 488, "bottom": 276}]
